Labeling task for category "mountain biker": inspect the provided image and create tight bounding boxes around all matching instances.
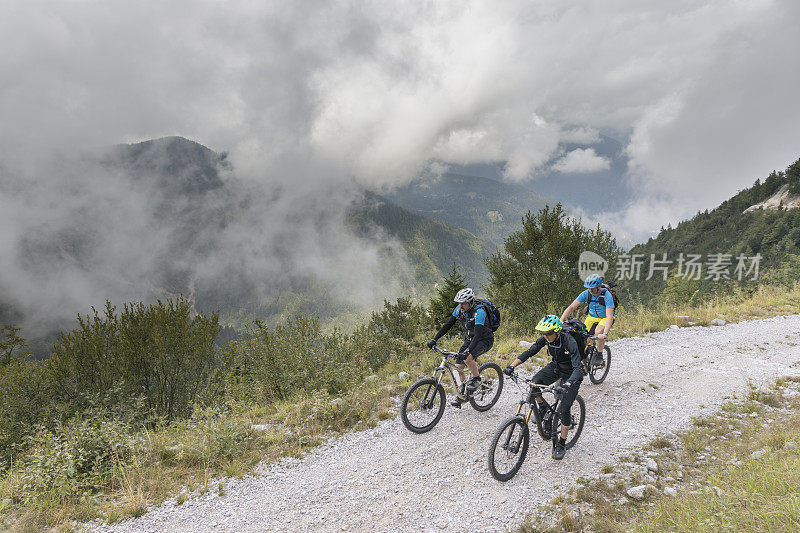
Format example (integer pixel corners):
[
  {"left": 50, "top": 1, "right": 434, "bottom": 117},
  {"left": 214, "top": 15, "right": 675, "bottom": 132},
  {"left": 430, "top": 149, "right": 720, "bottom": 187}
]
[
  {"left": 560, "top": 273, "right": 615, "bottom": 367},
  {"left": 502, "top": 315, "right": 582, "bottom": 460},
  {"left": 427, "top": 287, "right": 494, "bottom": 408}
]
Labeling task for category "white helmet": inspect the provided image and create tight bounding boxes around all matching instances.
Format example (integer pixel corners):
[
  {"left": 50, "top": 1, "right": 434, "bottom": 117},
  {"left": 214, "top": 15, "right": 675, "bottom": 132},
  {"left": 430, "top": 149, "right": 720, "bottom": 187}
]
[{"left": 453, "top": 288, "right": 475, "bottom": 303}]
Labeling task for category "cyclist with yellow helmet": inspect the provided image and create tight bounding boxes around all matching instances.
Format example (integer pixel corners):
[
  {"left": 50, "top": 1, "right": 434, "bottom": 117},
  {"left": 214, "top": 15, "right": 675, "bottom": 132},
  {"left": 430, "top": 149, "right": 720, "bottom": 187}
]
[
  {"left": 502, "top": 315, "right": 583, "bottom": 460},
  {"left": 561, "top": 273, "right": 615, "bottom": 367}
]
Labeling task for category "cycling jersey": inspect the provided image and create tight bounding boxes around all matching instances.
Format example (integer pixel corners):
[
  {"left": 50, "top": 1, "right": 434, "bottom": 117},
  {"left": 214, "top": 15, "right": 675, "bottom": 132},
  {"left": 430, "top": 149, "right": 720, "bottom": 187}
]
[
  {"left": 577, "top": 288, "right": 615, "bottom": 318},
  {"left": 517, "top": 331, "right": 583, "bottom": 384},
  {"left": 451, "top": 304, "right": 488, "bottom": 331},
  {"left": 433, "top": 302, "right": 493, "bottom": 355}
]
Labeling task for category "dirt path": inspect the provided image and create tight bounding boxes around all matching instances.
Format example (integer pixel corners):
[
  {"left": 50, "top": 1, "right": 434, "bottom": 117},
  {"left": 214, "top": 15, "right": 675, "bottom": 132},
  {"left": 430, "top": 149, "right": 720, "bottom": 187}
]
[{"left": 92, "top": 315, "right": 800, "bottom": 532}]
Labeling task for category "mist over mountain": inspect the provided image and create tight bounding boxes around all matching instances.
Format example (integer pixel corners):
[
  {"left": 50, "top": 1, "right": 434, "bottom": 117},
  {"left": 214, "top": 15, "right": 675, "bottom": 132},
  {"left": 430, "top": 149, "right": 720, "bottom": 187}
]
[
  {"left": 1, "top": 137, "right": 509, "bottom": 357},
  {"left": 0, "top": 137, "right": 417, "bottom": 356},
  {"left": 378, "top": 173, "right": 549, "bottom": 247}
]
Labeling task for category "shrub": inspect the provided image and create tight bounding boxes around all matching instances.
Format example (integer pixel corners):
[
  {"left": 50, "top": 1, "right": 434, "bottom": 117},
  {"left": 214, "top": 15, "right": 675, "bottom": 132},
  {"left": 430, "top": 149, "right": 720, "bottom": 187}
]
[
  {"left": 0, "top": 359, "right": 50, "bottom": 469},
  {"left": 48, "top": 297, "right": 220, "bottom": 421},
  {"left": 15, "top": 407, "right": 144, "bottom": 504}
]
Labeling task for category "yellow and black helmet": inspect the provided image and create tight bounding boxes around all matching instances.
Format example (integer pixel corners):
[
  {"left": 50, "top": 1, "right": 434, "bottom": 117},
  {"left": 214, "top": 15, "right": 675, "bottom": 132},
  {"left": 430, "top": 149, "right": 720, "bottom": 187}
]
[{"left": 535, "top": 314, "right": 562, "bottom": 333}]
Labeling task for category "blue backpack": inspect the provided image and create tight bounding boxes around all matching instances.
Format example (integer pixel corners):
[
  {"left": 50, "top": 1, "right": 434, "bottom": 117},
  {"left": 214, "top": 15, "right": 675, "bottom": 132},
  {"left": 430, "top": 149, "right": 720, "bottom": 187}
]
[{"left": 474, "top": 298, "right": 501, "bottom": 332}]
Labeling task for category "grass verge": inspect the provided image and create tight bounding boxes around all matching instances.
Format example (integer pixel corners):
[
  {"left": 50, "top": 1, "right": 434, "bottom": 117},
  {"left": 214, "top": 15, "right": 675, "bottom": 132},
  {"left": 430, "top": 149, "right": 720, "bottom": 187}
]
[{"left": 518, "top": 377, "right": 800, "bottom": 532}]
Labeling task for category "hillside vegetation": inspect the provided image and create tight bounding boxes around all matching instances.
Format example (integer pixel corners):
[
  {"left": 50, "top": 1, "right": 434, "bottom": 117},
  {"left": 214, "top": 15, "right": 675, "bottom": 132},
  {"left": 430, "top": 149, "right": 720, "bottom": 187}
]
[
  {"left": 623, "top": 157, "right": 800, "bottom": 303},
  {"left": 381, "top": 173, "right": 549, "bottom": 247}
]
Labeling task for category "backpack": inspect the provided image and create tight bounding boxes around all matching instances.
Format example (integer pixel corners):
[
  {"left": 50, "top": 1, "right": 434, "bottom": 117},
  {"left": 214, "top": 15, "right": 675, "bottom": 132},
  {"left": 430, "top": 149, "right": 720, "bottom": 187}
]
[
  {"left": 474, "top": 298, "right": 501, "bottom": 332},
  {"left": 562, "top": 318, "right": 589, "bottom": 357},
  {"left": 587, "top": 282, "right": 620, "bottom": 310}
]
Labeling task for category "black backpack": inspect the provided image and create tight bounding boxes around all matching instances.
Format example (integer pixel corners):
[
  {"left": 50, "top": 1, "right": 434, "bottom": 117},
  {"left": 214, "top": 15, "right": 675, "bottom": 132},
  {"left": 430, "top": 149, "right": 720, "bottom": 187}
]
[
  {"left": 474, "top": 298, "right": 501, "bottom": 332},
  {"left": 588, "top": 282, "right": 620, "bottom": 309},
  {"left": 562, "top": 318, "right": 589, "bottom": 357}
]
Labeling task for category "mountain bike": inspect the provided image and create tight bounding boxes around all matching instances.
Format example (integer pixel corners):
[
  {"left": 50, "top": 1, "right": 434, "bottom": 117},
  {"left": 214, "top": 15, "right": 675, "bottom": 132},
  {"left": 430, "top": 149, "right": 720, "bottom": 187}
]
[
  {"left": 488, "top": 371, "right": 585, "bottom": 481},
  {"left": 400, "top": 346, "right": 504, "bottom": 434},
  {"left": 582, "top": 335, "right": 611, "bottom": 384}
]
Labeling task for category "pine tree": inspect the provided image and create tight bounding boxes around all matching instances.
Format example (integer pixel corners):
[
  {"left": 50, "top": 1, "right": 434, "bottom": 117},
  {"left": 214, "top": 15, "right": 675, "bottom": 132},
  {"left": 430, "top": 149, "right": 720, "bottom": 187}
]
[{"left": 429, "top": 263, "right": 466, "bottom": 332}]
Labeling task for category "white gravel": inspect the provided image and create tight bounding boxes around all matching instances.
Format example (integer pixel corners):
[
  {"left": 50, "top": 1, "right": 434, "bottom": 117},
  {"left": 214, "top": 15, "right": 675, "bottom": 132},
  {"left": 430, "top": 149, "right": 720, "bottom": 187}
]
[{"left": 90, "top": 315, "right": 800, "bottom": 533}]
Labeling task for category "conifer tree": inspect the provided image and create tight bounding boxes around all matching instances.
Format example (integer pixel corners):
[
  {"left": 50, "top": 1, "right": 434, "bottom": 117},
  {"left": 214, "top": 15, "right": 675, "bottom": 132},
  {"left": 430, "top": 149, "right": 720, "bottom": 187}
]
[{"left": 429, "top": 263, "right": 466, "bottom": 332}]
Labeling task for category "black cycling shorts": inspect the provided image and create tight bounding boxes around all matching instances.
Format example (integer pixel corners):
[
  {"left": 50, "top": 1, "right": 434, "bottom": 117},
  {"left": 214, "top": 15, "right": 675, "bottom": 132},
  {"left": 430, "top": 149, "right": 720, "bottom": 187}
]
[
  {"left": 457, "top": 336, "right": 494, "bottom": 361},
  {"left": 531, "top": 362, "right": 581, "bottom": 418}
]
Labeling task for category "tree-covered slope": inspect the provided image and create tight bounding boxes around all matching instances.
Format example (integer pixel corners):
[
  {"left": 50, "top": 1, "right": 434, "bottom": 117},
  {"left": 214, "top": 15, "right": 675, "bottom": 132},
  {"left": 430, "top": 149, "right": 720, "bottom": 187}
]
[
  {"left": 380, "top": 173, "right": 550, "bottom": 247},
  {"left": 347, "top": 191, "right": 494, "bottom": 291},
  {"left": 622, "top": 157, "right": 800, "bottom": 302}
]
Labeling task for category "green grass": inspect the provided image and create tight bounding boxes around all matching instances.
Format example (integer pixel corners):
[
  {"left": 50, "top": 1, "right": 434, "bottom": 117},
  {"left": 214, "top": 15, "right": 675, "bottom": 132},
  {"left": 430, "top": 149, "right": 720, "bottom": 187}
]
[{"left": 518, "top": 378, "right": 800, "bottom": 532}]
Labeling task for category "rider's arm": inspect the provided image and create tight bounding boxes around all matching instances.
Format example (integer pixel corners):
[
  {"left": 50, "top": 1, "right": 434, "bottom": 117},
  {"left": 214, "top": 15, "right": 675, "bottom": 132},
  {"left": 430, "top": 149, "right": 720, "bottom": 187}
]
[
  {"left": 600, "top": 308, "right": 615, "bottom": 337},
  {"left": 516, "top": 336, "right": 546, "bottom": 364},
  {"left": 560, "top": 299, "right": 582, "bottom": 323},
  {"left": 565, "top": 334, "right": 583, "bottom": 384},
  {"left": 433, "top": 316, "right": 457, "bottom": 342}
]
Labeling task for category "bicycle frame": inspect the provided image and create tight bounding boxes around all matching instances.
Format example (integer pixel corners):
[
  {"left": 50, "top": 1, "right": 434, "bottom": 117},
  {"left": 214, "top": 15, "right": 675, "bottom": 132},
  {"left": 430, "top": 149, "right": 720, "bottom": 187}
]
[
  {"left": 509, "top": 374, "right": 565, "bottom": 433},
  {"left": 430, "top": 347, "right": 471, "bottom": 396}
]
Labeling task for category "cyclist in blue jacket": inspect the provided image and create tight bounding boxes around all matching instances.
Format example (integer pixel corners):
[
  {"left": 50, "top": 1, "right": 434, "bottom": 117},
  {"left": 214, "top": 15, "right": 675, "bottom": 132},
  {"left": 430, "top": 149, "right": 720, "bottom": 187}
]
[
  {"left": 427, "top": 288, "right": 494, "bottom": 408},
  {"left": 561, "top": 273, "right": 615, "bottom": 367}
]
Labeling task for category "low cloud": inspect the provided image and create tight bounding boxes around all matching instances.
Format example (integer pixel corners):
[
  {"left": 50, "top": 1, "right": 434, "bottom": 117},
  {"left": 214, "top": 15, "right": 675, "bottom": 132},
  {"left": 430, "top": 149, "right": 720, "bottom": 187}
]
[
  {"left": 552, "top": 148, "right": 611, "bottom": 174},
  {"left": 1, "top": 0, "right": 799, "bottom": 322}
]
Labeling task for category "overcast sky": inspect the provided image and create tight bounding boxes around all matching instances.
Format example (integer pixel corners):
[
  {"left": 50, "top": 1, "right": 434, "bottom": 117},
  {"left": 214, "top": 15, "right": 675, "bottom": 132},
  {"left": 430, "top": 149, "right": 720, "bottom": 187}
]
[{"left": 2, "top": 0, "right": 799, "bottom": 240}]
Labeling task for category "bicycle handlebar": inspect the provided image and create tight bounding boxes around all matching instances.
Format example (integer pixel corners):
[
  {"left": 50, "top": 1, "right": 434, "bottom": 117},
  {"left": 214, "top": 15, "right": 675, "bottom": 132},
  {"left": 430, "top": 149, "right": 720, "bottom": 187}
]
[
  {"left": 507, "top": 371, "right": 565, "bottom": 394},
  {"left": 429, "top": 345, "right": 461, "bottom": 358}
]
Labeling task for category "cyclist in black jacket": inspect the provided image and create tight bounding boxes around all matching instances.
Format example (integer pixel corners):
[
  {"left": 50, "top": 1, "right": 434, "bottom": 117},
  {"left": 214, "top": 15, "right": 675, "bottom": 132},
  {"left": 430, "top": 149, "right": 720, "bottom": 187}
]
[
  {"left": 503, "top": 315, "right": 582, "bottom": 460},
  {"left": 427, "top": 287, "right": 494, "bottom": 408}
]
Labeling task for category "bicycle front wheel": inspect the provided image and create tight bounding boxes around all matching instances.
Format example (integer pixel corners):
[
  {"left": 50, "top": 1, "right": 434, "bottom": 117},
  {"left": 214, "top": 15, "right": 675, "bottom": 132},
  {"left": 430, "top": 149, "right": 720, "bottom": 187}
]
[
  {"left": 470, "top": 362, "right": 504, "bottom": 412},
  {"left": 551, "top": 395, "right": 586, "bottom": 449},
  {"left": 488, "top": 416, "right": 530, "bottom": 481},
  {"left": 589, "top": 346, "right": 611, "bottom": 384},
  {"left": 400, "top": 378, "right": 446, "bottom": 433}
]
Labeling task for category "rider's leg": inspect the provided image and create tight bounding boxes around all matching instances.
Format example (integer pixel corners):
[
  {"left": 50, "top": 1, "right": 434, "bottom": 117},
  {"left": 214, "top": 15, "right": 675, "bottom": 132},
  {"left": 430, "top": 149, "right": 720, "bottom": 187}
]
[
  {"left": 595, "top": 317, "right": 608, "bottom": 352},
  {"left": 464, "top": 354, "right": 479, "bottom": 378},
  {"left": 454, "top": 340, "right": 471, "bottom": 384},
  {"left": 530, "top": 363, "right": 559, "bottom": 415},
  {"left": 558, "top": 379, "right": 581, "bottom": 439}
]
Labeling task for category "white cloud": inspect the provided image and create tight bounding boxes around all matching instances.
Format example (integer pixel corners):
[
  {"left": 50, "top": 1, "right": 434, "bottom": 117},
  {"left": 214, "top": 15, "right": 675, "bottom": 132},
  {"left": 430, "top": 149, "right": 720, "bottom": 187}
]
[
  {"left": 561, "top": 127, "right": 601, "bottom": 145},
  {"left": 552, "top": 148, "right": 611, "bottom": 174},
  {"left": 0, "top": 0, "right": 798, "bottom": 278}
]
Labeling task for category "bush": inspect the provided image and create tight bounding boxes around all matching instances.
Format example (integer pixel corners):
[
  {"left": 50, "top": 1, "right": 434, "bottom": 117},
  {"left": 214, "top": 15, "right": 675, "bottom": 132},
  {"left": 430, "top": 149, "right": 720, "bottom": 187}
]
[
  {"left": 15, "top": 406, "right": 144, "bottom": 504},
  {"left": 214, "top": 297, "right": 426, "bottom": 404},
  {"left": 48, "top": 297, "right": 220, "bottom": 421},
  {"left": 0, "top": 359, "right": 50, "bottom": 469}
]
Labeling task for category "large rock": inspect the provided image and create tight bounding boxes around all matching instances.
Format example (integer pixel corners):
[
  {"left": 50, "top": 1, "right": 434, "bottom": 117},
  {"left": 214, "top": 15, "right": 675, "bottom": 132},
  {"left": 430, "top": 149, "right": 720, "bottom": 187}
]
[
  {"left": 664, "top": 486, "right": 677, "bottom": 497},
  {"left": 519, "top": 340, "right": 533, "bottom": 348},
  {"left": 710, "top": 318, "right": 727, "bottom": 326},
  {"left": 627, "top": 485, "right": 648, "bottom": 500},
  {"left": 398, "top": 371, "right": 411, "bottom": 380},
  {"left": 644, "top": 457, "right": 659, "bottom": 473}
]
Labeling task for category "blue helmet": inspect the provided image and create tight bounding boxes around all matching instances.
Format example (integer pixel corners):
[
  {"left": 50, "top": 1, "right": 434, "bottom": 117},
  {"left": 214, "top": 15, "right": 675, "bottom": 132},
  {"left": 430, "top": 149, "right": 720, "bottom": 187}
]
[{"left": 584, "top": 274, "right": 603, "bottom": 288}]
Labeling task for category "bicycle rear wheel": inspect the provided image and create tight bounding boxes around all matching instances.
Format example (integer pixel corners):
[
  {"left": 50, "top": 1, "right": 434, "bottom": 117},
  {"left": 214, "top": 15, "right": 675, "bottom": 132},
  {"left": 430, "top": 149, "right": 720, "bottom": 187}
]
[
  {"left": 400, "top": 378, "right": 446, "bottom": 433},
  {"left": 470, "top": 362, "right": 504, "bottom": 412},
  {"left": 488, "top": 416, "right": 530, "bottom": 481},
  {"left": 551, "top": 395, "right": 586, "bottom": 449},
  {"left": 589, "top": 346, "right": 611, "bottom": 384}
]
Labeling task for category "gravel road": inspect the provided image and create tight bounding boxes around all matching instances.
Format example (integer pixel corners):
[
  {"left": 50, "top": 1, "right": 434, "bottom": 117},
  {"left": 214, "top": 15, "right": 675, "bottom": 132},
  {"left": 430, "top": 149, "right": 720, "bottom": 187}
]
[{"left": 92, "top": 315, "right": 800, "bottom": 532}]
